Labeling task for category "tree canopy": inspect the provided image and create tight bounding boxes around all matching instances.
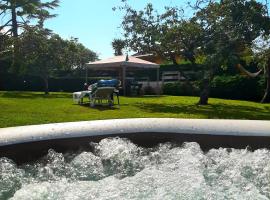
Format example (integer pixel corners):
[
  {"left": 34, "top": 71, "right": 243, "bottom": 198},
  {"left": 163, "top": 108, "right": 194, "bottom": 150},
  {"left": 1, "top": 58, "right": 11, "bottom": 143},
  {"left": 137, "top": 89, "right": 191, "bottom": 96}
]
[
  {"left": 18, "top": 27, "right": 97, "bottom": 94},
  {"left": 193, "top": 0, "right": 270, "bottom": 104},
  {"left": 0, "top": 0, "right": 59, "bottom": 37},
  {"left": 0, "top": 0, "right": 98, "bottom": 94},
  {"left": 117, "top": 0, "right": 270, "bottom": 103}
]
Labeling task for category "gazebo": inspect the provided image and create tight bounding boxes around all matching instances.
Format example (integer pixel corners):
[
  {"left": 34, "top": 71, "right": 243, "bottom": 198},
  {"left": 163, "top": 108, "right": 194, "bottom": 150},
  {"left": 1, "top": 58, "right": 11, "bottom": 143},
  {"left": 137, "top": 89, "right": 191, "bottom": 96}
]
[{"left": 86, "top": 55, "right": 160, "bottom": 96}]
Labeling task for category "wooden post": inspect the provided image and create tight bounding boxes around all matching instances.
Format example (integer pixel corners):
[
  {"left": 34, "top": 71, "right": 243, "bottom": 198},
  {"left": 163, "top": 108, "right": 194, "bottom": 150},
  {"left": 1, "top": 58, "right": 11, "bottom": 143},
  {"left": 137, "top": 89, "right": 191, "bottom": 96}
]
[
  {"left": 85, "top": 67, "right": 88, "bottom": 84},
  {"left": 122, "top": 66, "right": 126, "bottom": 96},
  {"left": 118, "top": 68, "right": 121, "bottom": 81},
  {"left": 156, "top": 67, "right": 160, "bottom": 95}
]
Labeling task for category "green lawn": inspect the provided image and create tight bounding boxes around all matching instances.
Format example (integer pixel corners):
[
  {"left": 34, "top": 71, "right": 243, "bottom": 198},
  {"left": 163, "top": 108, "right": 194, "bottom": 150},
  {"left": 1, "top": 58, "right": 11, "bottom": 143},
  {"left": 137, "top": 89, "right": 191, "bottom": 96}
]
[{"left": 0, "top": 91, "right": 270, "bottom": 128}]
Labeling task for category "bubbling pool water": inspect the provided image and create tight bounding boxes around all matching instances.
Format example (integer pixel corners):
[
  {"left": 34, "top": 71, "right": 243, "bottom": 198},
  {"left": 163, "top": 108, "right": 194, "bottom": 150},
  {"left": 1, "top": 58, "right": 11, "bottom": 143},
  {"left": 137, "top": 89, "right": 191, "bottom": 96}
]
[{"left": 1, "top": 137, "right": 270, "bottom": 200}]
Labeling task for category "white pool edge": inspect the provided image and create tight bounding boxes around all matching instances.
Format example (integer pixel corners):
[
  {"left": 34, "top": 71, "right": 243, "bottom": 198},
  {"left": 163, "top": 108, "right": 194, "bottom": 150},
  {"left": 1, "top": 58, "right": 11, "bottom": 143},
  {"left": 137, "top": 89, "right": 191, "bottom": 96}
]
[{"left": 0, "top": 118, "right": 270, "bottom": 147}]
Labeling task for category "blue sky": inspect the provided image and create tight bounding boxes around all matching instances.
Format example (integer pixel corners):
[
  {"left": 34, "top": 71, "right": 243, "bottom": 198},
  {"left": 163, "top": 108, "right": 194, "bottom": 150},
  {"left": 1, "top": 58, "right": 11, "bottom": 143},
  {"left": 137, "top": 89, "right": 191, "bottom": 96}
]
[{"left": 44, "top": 0, "right": 191, "bottom": 59}]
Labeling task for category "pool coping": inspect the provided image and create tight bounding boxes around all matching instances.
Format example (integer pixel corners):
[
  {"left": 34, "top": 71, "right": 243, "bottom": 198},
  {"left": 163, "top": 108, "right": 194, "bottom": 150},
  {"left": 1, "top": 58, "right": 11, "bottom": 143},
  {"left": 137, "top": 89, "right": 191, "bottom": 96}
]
[{"left": 0, "top": 118, "right": 270, "bottom": 147}]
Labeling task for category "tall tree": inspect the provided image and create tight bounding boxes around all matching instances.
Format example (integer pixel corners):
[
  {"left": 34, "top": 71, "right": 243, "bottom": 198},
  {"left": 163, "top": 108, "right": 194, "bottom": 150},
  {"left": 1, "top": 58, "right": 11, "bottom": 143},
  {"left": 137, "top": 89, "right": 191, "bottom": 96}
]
[
  {"left": 254, "top": 0, "right": 270, "bottom": 103},
  {"left": 19, "top": 27, "right": 56, "bottom": 94},
  {"left": 193, "top": 0, "right": 270, "bottom": 104},
  {"left": 19, "top": 27, "right": 97, "bottom": 94},
  {"left": 253, "top": 36, "right": 270, "bottom": 103},
  {"left": 0, "top": 0, "right": 59, "bottom": 69},
  {"left": 118, "top": 3, "right": 205, "bottom": 63},
  {"left": 62, "top": 37, "right": 98, "bottom": 73},
  {"left": 117, "top": 0, "right": 270, "bottom": 104},
  {"left": 0, "top": 0, "right": 59, "bottom": 37}
]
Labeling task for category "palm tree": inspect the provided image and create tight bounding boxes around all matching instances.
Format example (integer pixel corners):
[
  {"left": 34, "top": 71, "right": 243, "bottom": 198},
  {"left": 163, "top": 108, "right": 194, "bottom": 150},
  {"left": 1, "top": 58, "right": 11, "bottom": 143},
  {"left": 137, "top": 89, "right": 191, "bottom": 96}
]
[{"left": 111, "top": 38, "right": 126, "bottom": 56}]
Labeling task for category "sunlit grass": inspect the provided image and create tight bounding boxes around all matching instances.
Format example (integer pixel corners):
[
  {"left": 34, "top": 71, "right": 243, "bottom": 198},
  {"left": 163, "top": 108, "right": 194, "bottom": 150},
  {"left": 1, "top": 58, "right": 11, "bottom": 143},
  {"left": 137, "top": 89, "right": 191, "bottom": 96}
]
[{"left": 0, "top": 91, "right": 269, "bottom": 128}]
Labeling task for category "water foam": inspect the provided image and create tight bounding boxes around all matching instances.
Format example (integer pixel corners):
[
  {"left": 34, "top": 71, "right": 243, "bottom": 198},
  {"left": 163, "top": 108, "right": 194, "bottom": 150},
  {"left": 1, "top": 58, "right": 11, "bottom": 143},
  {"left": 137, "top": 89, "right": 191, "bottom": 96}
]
[{"left": 0, "top": 138, "right": 270, "bottom": 200}]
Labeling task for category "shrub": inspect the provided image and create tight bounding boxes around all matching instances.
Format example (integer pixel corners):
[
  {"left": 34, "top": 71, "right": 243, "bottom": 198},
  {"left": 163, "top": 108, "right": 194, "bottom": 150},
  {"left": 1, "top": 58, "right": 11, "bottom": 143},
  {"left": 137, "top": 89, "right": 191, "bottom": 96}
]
[
  {"left": 0, "top": 74, "right": 99, "bottom": 92},
  {"left": 210, "top": 75, "right": 263, "bottom": 101},
  {"left": 162, "top": 75, "right": 264, "bottom": 101},
  {"left": 163, "top": 82, "right": 199, "bottom": 96}
]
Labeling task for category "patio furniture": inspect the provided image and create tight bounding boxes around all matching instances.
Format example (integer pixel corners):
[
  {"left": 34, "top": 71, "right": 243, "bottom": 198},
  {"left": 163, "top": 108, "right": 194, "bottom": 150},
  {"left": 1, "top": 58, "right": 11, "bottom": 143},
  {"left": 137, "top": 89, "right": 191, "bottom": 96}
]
[
  {"left": 73, "top": 90, "right": 91, "bottom": 104},
  {"left": 89, "top": 87, "right": 118, "bottom": 107}
]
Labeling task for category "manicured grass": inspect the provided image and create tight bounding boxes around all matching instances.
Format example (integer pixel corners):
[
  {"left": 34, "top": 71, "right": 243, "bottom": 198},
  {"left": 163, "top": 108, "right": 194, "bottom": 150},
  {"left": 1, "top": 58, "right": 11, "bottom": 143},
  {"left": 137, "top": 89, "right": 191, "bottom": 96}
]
[{"left": 0, "top": 91, "right": 270, "bottom": 128}]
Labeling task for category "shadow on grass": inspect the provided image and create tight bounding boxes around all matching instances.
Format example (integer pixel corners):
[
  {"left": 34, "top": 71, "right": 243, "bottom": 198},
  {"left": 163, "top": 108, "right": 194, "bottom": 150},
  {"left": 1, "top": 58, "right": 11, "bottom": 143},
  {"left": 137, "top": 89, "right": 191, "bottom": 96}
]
[
  {"left": 0, "top": 91, "right": 71, "bottom": 99},
  {"left": 135, "top": 102, "right": 270, "bottom": 120},
  {"left": 0, "top": 92, "right": 166, "bottom": 100},
  {"left": 77, "top": 102, "right": 120, "bottom": 111},
  {"left": 128, "top": 95, "right": 167, "bottom": 99}
]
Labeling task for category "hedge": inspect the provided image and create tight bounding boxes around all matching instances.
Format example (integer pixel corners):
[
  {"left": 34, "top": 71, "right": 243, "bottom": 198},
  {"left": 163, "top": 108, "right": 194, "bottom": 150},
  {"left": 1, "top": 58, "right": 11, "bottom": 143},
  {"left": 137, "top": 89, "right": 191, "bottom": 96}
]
[
  {"left": 210, "top": 75, "right": 263, "bottom": 101},
  {"left": 162, "top": 82, "right": 198, "bottom": 96},
  {"left": 1, "top": 70, "right": 265, "bottom": 101},
  {"left": 0, "top": 74, "right": 99, "bottom": 92},
  {"left": 163, "top": 75, "right": 264, "bottom": 101}
]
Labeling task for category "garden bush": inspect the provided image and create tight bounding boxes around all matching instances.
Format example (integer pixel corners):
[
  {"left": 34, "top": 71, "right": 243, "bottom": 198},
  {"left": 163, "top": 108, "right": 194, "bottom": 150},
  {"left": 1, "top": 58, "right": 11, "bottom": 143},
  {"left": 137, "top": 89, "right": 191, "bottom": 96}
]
[
  {"left": 163, "top": 75, "right": 264, "bottom": 101},
  {"left": 163, "top": 81, "right": 199, "bottom": 96},
  {"left": 210, "top": 75, "right": 263, "bottom": 101},
  {"left": 0, "top": 74, "right": 99, "bottom": 92}
]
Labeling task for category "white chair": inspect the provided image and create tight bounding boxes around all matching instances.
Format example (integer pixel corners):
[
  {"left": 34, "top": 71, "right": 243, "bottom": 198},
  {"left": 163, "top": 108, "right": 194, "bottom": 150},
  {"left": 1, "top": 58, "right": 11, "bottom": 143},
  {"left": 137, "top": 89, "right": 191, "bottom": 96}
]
[{"left": 89, "top": 87, "right": 116, "bottom": 107}]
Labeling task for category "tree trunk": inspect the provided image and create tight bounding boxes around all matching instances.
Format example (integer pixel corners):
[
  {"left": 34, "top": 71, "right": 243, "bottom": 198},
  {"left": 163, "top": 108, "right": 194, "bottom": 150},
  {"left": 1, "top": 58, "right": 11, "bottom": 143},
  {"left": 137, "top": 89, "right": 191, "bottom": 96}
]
[
  {"left": 42, "top": 77, "right": 49, "bottom": 95},
  {"left": 170, "top": 54, "right": 195, "bottom": 95},
  {"left": 170, "top": 54, "right": 178, "bottom": 65},
  {"left": 11, "top": 2, "right": 18, "bottom": 38},
  {"left": 198, "top": 78, "right": 210, "bottom": 105},
  {"left": 11, "top": 1, "right": 19, "bottom": 69},
  {"left": 261, "top": 58, "right": 270, "bottom": 103}
]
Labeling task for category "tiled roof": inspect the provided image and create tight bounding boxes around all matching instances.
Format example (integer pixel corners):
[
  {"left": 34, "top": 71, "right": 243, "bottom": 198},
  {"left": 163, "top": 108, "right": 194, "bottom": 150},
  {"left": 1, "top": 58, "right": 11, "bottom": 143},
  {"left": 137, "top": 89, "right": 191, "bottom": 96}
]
[{"left": 86, "top": 55, "right": 159, "bottom": 69}]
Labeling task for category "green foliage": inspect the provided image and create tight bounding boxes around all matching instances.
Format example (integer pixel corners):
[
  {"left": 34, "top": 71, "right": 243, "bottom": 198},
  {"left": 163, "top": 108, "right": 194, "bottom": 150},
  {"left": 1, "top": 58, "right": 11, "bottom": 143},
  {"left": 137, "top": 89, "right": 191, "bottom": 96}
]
[
  {"left": 65, "top": 37, "right": 97, "bottom": 70},
  {"left": 16, "top": 27, "right": 97, "bottom": 93},
  {"left": 0, "top": 75, "right": 99, "bottom": 92},
  {"left": 0, "top": 33, "right": 12, "bottom": 61},
  {"left": 119, "top": 2, "right": 203, "bottom": 62},
  {"left": 19, "top": 27, "right": 55, "bottom": 77},
  {"left": 192, "top": 0, "right": 270, "bottom": 103},
  {"left": 194, "top": 0, "right": 270, "bottom": 68},
  {"left": 162, "top": 75, "right": 263, "bottom": 101},
  {"left": 0, "top": 0, "right": 61, "bottom": 79},
  {"left": 210, "top": 75, "right": 263, "bottom": 101},
  {"left": 119, "top": 0, "right": 270, "bottom": 67},
  {"left": 163, "top": 82, "right": 198, "bottom": 96},
  {"left": 118, "top": 0, "right": 270, "bottom": 104},
  {"left": 0, "top": 0, "right": 59, "bottom": 36}
]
